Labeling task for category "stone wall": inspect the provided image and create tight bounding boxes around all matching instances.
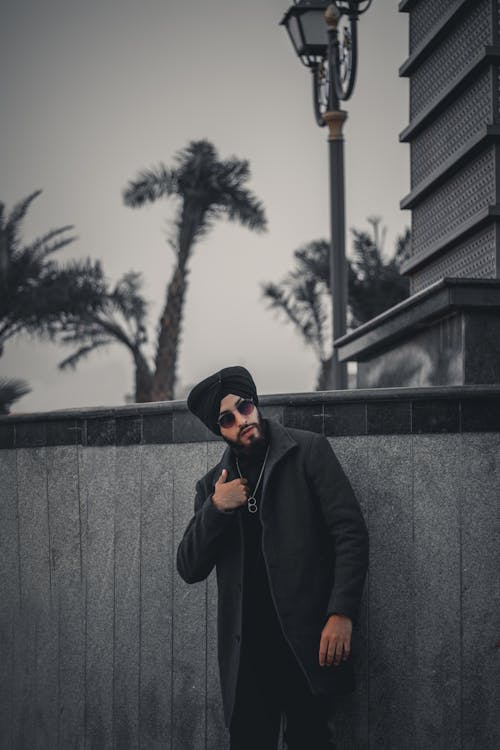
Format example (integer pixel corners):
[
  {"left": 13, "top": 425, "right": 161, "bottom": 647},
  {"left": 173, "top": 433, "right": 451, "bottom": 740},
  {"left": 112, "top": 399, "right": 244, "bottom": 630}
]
[{"left": 1, "top": 387, "right": 499, "bottom": 749}]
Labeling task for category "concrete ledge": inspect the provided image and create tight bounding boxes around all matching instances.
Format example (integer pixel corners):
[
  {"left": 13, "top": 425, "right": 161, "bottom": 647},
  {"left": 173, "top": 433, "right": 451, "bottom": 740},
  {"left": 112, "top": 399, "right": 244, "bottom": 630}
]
[
  {"left": 335, "top": 278, "right": 500, "bottom": 361},
  {"left": 2, "top": 382, "right": 500, "bottom": 446}
]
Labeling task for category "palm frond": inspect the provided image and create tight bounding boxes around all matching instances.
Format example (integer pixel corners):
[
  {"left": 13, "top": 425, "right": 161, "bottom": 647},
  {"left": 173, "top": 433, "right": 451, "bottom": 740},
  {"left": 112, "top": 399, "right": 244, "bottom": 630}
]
[
  {"left": 123, "top": 165, "right": 177, "bottom": 207},
  {"left": 0, "top": 377, "right": 31, "bottom": 414},
  {"left": 58, "top": 339, "right": 111, "bottom": 370},
  {"left": 5, "top": 190, "right": 42, "bottom": 232},
  {"left": 222, "top": 189, "right": 267, "bottom": 232},
  {"left": 110, "top": 271, "right": 148, "bottom": 335},
  {"left": 395, "top": 228, "right": 411, "bottom": 267},
  {"left": 293, "top": 240, "right": 330, "bottom": 286},
  {"left": 2, "top": 257, "right": 107, "bottom": 340},
  {"left": 261, "top": 278, "right": 327, "bottom": 359},
  {"left": 2, "top": 191, "right": 43, "bottom": 261},
  {"left": 175, "top": 140, "right": 217, "bottom": 174},
  {"left": 22, "top": 225, "right": 76, "bottom": 261}
]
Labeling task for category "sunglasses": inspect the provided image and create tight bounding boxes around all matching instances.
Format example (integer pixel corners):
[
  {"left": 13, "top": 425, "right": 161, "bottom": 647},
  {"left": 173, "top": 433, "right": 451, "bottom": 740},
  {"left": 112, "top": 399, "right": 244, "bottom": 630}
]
[{"left": 217, "top": 399, "right": 255, "bottom": 429}]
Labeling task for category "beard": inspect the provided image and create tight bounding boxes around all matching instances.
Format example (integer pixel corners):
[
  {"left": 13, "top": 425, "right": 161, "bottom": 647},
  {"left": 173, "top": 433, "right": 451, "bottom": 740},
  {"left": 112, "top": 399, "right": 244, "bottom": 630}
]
[{"left": 222, "top": 413, "right": 267, "bottom": 457}]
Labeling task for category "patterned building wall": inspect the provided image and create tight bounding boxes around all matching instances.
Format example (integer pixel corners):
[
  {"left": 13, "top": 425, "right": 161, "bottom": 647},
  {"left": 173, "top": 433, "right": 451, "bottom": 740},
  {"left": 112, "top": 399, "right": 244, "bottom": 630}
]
[
  {"left": 410, "top": 224, "right": 497, "bottom": 293},
  {"left": 410, "top": 147, "right": 496, "bottom": 260},
  {"left": 409, "top": 0, "right": 491, "bottom": 121},
  {"left": 410, "top": 68, "right": 493, "bottom": 189},
  {"left": 1, "top": 393, "right": 499, "bottom": 749},
  {"left": 409, "top": 0, "right": 458, "bottom": 52},
  {"left": 401, "top": 0, "right": 500, "bottom": 293}
]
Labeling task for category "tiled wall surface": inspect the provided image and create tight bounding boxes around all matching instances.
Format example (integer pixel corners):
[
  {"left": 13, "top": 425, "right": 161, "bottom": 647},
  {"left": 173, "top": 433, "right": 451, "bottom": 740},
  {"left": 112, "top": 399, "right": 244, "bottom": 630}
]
[{"left": 1, "top": 388, "right": 499, "bottom": 749}]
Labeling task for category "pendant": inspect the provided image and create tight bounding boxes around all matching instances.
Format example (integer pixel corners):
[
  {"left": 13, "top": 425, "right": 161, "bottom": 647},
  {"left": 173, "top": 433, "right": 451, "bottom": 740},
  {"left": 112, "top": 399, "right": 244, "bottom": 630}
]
[{"left": 247, "top": 495, "right": 258, "bottom": 514}]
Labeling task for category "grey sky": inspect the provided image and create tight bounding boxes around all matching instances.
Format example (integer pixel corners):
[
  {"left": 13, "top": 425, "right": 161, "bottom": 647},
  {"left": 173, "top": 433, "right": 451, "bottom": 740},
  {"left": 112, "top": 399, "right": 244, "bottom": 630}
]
[{"left": 1, "top": 1, "right": 409, "bottom": 412}]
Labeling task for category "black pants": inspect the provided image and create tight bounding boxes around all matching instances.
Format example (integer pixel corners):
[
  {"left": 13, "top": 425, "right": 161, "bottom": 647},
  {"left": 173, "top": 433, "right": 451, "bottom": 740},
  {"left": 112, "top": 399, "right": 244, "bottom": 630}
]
[{"left": 229, "top": 633, "right": 335, "bottom": 750}]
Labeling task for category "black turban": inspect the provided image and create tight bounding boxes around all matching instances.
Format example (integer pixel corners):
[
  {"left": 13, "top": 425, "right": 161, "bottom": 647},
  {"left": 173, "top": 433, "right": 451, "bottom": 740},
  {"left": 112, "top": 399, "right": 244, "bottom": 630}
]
[{"left": 187, "top": 365, "right": 259, "bottom": 435}]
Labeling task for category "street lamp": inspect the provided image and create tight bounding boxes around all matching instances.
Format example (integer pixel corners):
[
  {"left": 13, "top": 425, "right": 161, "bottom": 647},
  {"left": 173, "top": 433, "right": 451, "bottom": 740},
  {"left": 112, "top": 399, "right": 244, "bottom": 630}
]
[{"left": 281, "top": 0, "right": 372, "bottom": 389}]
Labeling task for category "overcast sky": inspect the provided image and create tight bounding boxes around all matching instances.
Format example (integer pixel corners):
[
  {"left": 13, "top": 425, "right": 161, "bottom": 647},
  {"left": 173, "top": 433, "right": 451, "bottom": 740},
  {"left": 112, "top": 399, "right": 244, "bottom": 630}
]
[{"left": 1, "top": 0, "right": 409, "bottom": 413}]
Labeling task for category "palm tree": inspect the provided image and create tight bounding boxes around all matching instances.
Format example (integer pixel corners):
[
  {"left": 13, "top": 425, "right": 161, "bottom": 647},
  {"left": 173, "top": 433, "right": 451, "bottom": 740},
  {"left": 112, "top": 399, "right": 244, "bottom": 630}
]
[
  {"left": 349, "top": 217, "right": 410, "bottom": 327},
  {"left": 123, "top": 139, "right": 267, "bottom": 401},
  {"left": 262, "top": 219, "right": 410, "bottom": 390},
  {"left": 263, "top": 240, "right": 332, "bottom": 390},
  {"left": 0, "top": 190, "right": 105, "bottom": 411},
  {"left": 0, "top": 378, "right": 31, "bottom": 415},
  {"left": 58, "top": 270, "right": 154, "bottom": 402}
]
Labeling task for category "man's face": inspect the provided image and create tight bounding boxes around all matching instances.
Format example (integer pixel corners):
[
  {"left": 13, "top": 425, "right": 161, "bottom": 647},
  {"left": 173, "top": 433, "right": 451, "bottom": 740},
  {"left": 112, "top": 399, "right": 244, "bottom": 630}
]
[{"left": 218, "top": 393, "right": 262, "bottom": 450}]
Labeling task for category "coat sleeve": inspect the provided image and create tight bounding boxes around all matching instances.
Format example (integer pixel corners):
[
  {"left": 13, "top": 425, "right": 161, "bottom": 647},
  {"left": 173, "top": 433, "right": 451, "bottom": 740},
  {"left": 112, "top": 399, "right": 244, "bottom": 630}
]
[
  {"left": 307, "top": 433, "right": 369, "bottom": 622},
  {"left": 176, "top": 476, "right": 236, "bottom": 584}
]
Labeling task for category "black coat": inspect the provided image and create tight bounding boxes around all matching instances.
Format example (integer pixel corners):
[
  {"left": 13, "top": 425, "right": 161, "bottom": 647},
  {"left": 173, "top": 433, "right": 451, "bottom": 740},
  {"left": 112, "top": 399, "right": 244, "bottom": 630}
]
[{"left": 176, "top": 420, "right": 369, "bottom": 725}]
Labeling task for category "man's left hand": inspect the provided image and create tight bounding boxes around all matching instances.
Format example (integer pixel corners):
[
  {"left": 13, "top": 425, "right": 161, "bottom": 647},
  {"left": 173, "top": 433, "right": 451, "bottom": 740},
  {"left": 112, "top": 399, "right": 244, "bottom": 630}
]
[{"left": 319, "top": 614, "right": 352, "bottom": 667}]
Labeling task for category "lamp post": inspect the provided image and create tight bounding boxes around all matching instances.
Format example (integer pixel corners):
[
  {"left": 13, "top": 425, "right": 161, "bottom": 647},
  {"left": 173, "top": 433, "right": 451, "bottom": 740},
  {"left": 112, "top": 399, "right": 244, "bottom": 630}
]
[{"left": 281, "top": 0, "right": 372, "bottom": 389}]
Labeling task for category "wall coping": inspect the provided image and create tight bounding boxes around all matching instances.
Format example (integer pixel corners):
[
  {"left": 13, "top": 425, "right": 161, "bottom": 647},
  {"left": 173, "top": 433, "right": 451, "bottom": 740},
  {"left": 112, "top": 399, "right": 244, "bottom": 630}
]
[
  {"left": 335, "top": 278, "right": 500, "bottom": 361},
  {"left": 1, "top": 385, "right": 500, "bottom": 447}
]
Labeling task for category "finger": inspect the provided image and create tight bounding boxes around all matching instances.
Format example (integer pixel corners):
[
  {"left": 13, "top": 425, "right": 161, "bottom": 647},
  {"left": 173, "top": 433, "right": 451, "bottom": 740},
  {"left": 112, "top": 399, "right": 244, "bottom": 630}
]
[
  {"left": 332, "top": 639, "right": 343, "bottom": 667},
  {"left": 324, "top": 638, "right": 337, "bottom": 667},
  {"left": 342, "top": 639, "right": 351, "bottom": 661},
  {"left": 319, "top": 635, "right": 328, "bottom": 667},
  {"left": 215, "top": 469, "right": 227, "bottom": 485},
  {"left": 236, "top": 479, "right": 248, "bottom": 496}
]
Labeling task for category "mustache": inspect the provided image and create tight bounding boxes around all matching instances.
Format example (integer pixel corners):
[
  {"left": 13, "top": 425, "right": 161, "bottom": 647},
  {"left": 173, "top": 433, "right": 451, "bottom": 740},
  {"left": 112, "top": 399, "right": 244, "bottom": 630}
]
[{"left": 239, "top": 423, "right": 259, "bottom": 436}]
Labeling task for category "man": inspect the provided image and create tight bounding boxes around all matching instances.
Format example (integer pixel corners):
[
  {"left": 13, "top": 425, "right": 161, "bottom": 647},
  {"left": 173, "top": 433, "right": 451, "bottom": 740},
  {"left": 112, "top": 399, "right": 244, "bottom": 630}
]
[{"left": 177, "top": 366, "right": 368, "bottom": 750}]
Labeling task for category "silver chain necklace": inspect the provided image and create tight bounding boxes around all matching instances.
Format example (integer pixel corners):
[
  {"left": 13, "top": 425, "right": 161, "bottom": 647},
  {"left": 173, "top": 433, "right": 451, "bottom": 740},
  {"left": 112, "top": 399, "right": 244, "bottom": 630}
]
[{"left": 236, "top": 446, "right": 269, "bottom": 514}]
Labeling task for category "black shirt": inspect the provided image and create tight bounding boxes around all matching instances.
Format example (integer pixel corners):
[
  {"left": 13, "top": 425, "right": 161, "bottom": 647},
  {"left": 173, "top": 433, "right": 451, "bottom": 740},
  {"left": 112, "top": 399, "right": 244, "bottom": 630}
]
[{"left": 232, "top": 436, "right": 284, "bottom": 653}]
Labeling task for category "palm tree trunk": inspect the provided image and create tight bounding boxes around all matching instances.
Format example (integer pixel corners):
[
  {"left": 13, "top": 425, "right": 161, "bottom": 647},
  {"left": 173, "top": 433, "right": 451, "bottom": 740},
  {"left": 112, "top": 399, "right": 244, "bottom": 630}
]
[
  {"left": 133, "top": 349, "right": 154, "bottom": 402},
  {"left": 151, "top": 259, "right": 188, "bottom": 401},
  {"left": 151, "top": 200, "right": 202, "bottom": 402},
  {"left": 316, "top": 357, "right": 332, "bottom": 391}
]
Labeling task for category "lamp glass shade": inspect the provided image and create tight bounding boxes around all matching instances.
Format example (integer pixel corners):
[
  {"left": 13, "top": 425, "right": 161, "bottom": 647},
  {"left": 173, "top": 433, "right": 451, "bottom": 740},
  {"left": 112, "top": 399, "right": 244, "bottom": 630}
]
[
  {"left": 300, "top": 9, "right": 328, "bottom": 50},
  {"left": 287, "top": 15, "right": 304, "bottom": 57},
  {"left": 281, "top": 6, "right": 327, "bottom": 58}
]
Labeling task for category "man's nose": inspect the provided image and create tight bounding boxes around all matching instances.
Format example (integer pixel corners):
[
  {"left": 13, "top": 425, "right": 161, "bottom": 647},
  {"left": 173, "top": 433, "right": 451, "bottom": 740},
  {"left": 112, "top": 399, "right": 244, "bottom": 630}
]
[{"left": 235, "top": 410, "right": 247, "bottom": 426}]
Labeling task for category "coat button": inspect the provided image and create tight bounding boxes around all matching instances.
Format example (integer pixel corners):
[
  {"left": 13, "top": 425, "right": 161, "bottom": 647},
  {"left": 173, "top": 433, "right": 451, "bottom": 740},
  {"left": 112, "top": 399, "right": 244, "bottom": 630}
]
[
  {"left": 235, "top": 634, "right": 241, "bottom": 643},
  {"left": 236, "top": 583, "right": 242, "bottom": 591}
]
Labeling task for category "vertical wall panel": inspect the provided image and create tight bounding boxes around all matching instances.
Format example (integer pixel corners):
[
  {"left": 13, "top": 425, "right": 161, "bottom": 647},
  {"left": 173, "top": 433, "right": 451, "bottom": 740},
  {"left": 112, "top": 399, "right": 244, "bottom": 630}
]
[
  {"left": 461, "top": 434, "right": 500, "bottom": 750},
  {"left": 366, "top": 436, "right": 415, "bottom": 749},
  {"left": 140, "top": 445, "right": 173, "bottom": 750},
  {"left": 0, "top": 450, "right": 19, "bottom": 750},
  {"left": 329, "top": 436, "right": 369, "bottom": 750},
  {"left": 47, "top": 446, "right": 84, "bottom": 750},
  {"left": 205, "top": 442, "right": 229, "bottom": 750},
  {"left": 15, "top": 448, "right": 55, "bottom": 750},
  {"left": 113, "top": 446, "right": 142, "bottom": 750},
  {"left": 80, "top": 447, "right": 116, "bottom": 750},
  {"left": 413, "top": 436, "right": 461, "bottom": 748},
  {"left": 172, "top": 443, "right": 208, "bottom": 750}
]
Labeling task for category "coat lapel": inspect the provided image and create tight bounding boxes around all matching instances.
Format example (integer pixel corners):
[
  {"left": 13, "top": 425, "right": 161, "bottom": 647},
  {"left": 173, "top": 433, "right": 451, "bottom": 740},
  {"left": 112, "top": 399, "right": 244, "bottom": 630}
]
[
  {"left": 212, "top": 420, "right": 297, "bottom": 505},
  {"left": 260, "top": 420, "right": 297, "bottom": 505}
]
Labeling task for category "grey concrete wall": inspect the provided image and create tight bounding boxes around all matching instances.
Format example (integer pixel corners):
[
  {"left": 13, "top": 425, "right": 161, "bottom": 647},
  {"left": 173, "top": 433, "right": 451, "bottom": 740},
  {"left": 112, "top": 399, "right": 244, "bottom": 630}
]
[{"left": 0, "top": 389, "right": 499, "bottom": 749}]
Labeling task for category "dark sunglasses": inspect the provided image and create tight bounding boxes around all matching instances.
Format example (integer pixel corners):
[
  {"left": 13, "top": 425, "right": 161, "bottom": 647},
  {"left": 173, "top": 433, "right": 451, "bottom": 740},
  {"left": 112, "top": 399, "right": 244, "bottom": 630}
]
[{"left": 217, "top": 399, "right": 254, "bottom": 429}]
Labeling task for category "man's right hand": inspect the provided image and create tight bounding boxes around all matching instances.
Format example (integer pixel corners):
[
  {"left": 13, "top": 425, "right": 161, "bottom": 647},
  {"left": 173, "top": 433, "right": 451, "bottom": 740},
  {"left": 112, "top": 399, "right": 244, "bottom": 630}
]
[{"left": 212, "top": 469, "right": 249, "bottom": 512}]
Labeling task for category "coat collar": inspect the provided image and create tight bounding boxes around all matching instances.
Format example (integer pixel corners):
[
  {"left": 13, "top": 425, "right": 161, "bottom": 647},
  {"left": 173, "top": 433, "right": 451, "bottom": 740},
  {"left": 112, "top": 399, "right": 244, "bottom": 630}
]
[{"left": 216, "top": 419, "right": 297, "bottom": 490}]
